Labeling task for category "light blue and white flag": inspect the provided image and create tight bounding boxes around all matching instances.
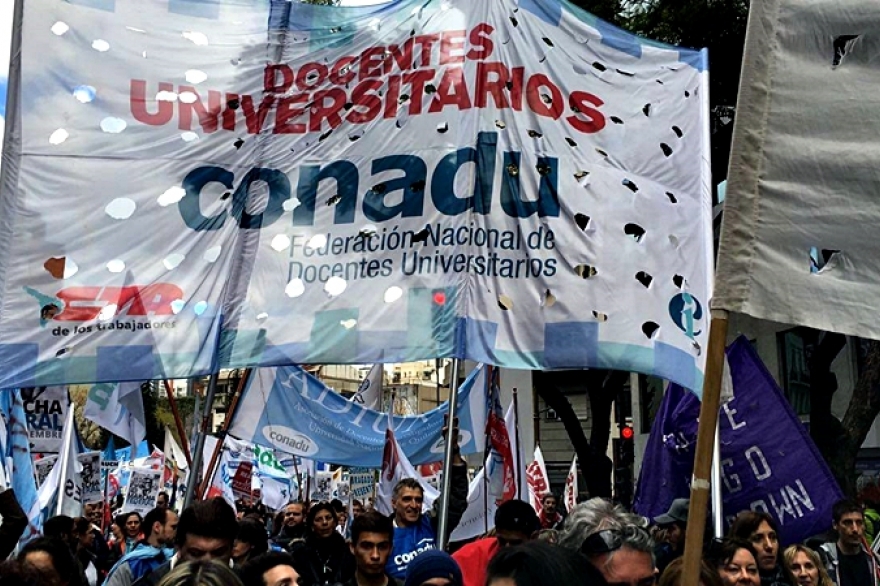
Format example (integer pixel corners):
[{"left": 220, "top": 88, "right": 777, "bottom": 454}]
[
  {"left": 84, "top": 382, "right": 147, "bottom": 448},
  {"left": 56, "top": 408, "right": 82, "bottom": 517},
  {"left": 351, "top": 364, "right": 383, "bottom": 411},
  {"left": 229, "top": 365, "right": 488, "bottom": 467},
  {"left": 0, "top": 389, "right": 40, "bottom": 543}
]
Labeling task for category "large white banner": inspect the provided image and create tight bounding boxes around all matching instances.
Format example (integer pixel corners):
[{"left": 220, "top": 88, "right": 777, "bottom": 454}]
[
  {"left": 0, "top": 0, "right": 711, "bottom": 391},
  {"left": 715, "top": 1, "right": 880, "bottom": 338}
]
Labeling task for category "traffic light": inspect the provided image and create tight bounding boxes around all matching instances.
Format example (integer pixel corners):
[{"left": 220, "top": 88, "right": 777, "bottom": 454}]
[
  {"left": 431, "top": 287, "right": 456, "bottom": 353},
  {"left": 619, "top": 424, "right": 635, "bottom": 465}
]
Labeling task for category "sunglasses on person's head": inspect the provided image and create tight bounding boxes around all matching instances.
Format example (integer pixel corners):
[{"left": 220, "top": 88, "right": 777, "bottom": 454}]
[{"left": 580, "top": 527, "right": 650, "bottom": 556}]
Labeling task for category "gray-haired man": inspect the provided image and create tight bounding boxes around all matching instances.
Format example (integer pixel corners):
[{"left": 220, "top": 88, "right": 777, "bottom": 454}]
[{"left": 558, "top": 498, "right": 656, "bottom": 586}]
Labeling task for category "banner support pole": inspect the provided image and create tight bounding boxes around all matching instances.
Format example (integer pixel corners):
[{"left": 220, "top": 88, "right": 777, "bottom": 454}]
[
  {"left": 183, "top": 372, "right": 220, "bottom": 509},
  {"left": 163, "top": 380, "right": 192, "bottom": 468},
  {"left": 512, "top": 387, "right": 522, "bottom": 497},
  {"left": 681, "top": 310, "right": 729, "bottom": 586},
  {"left": 483, "top": 369, "right": 493, "bottom": 535},
  {"left": 196, "top": 369, "right": 252, "bottom": 501},
  {"left": 711, "top": 417, "right": 724, "bottom": 538},
  {"left": 437, "top": 358, "right": 462, "bottom": 551}
]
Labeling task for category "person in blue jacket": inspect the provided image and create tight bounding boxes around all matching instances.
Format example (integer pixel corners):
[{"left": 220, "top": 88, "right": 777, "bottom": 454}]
[{"left": 385, "top": 436, "right": 468, "bottom": 581}]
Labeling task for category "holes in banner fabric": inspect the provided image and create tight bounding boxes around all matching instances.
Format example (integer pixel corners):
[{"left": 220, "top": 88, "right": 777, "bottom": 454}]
[
  {"left": 565, "top": 137, "right": 577, "bottom": 147},
  {"left": 437, "top": 122, "right": 449, "bottom": 133},
  {"left": 673, "top": 274, "right": 685, "bottom": 289},
  {"left": 181, "top": 132, "right": 199, "bottom": 142},
  {"left": 91, "top": 39, "right": 110, "bottom": 52},
  {"left": 283, "top": 198, "right": 301, "bottom": 212},
  {"left": 665, "top": 191, "right": 678, "bottom": 204},
  {"left": 105, "top": 198, "right": 136, "bottom": 220},
  {"left": 542, "top": 289, "right": 556, "bottom": 308},
  {"left": 810, "top": 247, "right": 841, "bottom": 273},
  {"left": 100, "top": 117, "right": 127, "bottom": 133},
  {"left": 625, "top": 223, "right": 646, "bottom": 242},
  {"left": 495, "top": 120, "right": 506, "bottom": 129},
  {"left": 73, "top": 86, "right": 96, "bottom": 103},
  {"left": 49, "top": 129, "right": 69, "bottom": 145},
  {"left": 285, "top": 279, "right": 305, "bottom": 298},
  {"left": 158, "top": 186, "right": 186, "bottom": 207},
  {"left": 832, "top": 35, "right": 860, "bottom": 68},
  {"left": 324, "top": 276, "right": 347, "bottom": 297},
  {"left": 412, "top": 226, "right": 431, "bottom": 244},
  {"left": 642, "top": 322, "right": 660, "bottom": 339},
  {"left": 622, "top": 179, "right": 639, "bottom": 193},
  {"left": 498, "top": 295, "right": 514, "bottom": 311},
  {"left": 616, "top": 68, "right": 635, "bottom": 77},
  {"left": 574, "top": 214, "right": 591, "bottom": 231},
  {"left": 574, "top": 264, "right": 597, "bottom": 279},
  {"left": 51, "top": 22, "right": 70, "bottom": 36},
  {"left": 44, "top": 256, "right": 74, "bottom": 279},
  {"left": 203, "top": 246, "right": 221, "bottom": 263},
  {"left": 507, "top": 164, "right": 520, "bottom": 177},
  {"left": 610, "top": 116, "right": 624, "bottom": 125},
  {"left": 592, "top": 311, "right": 608, "bottom": 322},
  {"left": 163, "top": 253, "right": 185, "bottom": 270},
  {"left": 157, "top": 91, "right": 178, "bottom": 102},
  {"left": 528, "top": 130, "right": 543, "bottom": 138},
  {"left": 306, "top": 234, "right": 328, "bottom": 250},
  {"left": 672, "top": 125, "right": 684, "bottom": 138},
  {"left": 326, "top": 194, "right": 342, "bottom": 206},
  {"left": 660, "top": 143, "right": 674, "bottom": 157},
  {"left": 359, "top": 225, "right": 378, "bottom": 238},
  {"left": 182, "top": 31, "right": 209, "bottom": 46},
  {"left": 642, "top": 103, "right": 651, "bottom": 117},
  {"left": 384, "top": 286, "right": 403, "bottom": 303},
  {"left": 592, "top": 61, "right": 607, "bottom": 72},
  {"left": 185, "top": 69, "right": 208, "bottom": 84},
  {"left": 106, "top": 259, "right": 125, "bottom": 273},
  {"left": 271, "top": 235, "right": 291, "bottom": 251},
  {"left": 340, "top": 319, "right": 357, "bottom": 329},
  {"left": 635, "top": 271, "right": 653, "bottom": 288},
  {"left": 193, "top": 301, "right": 208, "bottom": 316}
]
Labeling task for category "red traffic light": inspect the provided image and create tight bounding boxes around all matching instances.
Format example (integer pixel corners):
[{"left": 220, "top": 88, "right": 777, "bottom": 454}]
[
  {"left": 621, "top": 426, "right": 634, "bottom": 440},
  {"left": 433, "top": 291, "right": 447, "bottom": 305}
]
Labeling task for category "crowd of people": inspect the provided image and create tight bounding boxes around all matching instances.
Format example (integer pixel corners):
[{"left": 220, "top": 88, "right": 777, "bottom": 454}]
[{"left": 0, "top": 477, "right": 879, "bottom": 586}]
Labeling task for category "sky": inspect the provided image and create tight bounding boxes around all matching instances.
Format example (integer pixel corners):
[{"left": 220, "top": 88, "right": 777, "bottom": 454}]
[{"left": 0, "top": 0, "right": 10, "bottom": 157}]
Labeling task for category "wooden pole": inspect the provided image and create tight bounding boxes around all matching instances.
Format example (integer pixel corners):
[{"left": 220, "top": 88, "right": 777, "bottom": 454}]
[
  {"left": 436, "top": 358, "right": 462, "bottom": 550},
  {"left": 681, "top": 311, "right": 729, "bottom": 585},
  {"left": 163, "top": 380, "right": 192, "bottom": 468},
  {"left": 197, "top": 369, "right": 251, "bottom": 499}
]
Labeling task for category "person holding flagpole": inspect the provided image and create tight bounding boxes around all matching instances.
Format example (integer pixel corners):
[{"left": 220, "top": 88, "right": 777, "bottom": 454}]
[{"left": 385, "top": 424, "right": 468, "bottom": 581}]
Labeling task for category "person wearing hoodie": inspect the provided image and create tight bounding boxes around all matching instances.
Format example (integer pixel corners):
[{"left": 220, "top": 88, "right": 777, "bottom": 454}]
[
  {"left": 290, "top": 502, "right": 356, "bottom": 586},
  {"left": 104, "top": 507, "right": 178, "bottom": 586}
]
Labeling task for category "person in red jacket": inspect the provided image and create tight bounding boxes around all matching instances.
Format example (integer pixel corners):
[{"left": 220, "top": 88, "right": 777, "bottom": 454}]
[{"left": 452, "top": 500, "right": 540, "bottom": 586}]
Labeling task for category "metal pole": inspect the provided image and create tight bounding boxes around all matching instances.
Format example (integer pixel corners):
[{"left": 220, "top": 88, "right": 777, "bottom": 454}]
[
  {"left": 164, "top": 380, "right": 192, "bottom": 468},
  {"left": 436, "top": 358, "right": 462, "bottom": 550},
  {"left": 512, "top": 387, "right": 523, "bottom": 497},
  {"left": 711, "top": 419, "right": 724, "bottom": 538},
  {"left": 183, "top": 372, "right": 220, "bottom": 508}
]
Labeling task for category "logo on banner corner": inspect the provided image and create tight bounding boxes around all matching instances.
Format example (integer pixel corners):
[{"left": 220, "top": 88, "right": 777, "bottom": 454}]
[
  {"left": 668, "top": 292, "right": 703, "bottom": 340},
  {"left": 24, "top": 283, "right": 185, "bottom": 325},
  {"left": 261, "top": 425, "right": 318, "bottom": 456}
]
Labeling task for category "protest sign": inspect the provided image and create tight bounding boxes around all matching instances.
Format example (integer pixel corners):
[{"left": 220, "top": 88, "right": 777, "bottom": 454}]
[
  {"left": 633, "top": 337, "right": 844, "bottom": 544},
  {"left": 123, "top": 467, "right": 162, "bottom": 516},
  {"left": 21, "top": 387, "right": 69, "bottom": 453},
  {"left": 33, "top": 455, "right": 58, "bottom": 489},
  {"left": 78, "top": 451, "right": 103, "bottom": 505}
]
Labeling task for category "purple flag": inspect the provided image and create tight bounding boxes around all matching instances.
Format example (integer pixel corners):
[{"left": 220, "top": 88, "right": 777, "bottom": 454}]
[{"left": 634, "top": 336, "right": 843, "bottom": 544}]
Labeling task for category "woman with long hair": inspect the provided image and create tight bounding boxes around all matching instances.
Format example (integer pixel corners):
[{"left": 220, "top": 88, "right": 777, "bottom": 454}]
[
  {"left": 156, "top": 560, "right": 243, "bottom": 586},
  {"left": 289, "top": 502, "right": 355, "bottom": 586},
  {"left": 783, "top": 545, "right": 834, "bottom": 586},
  {"left": 704, "top": 538, "right": 762, "bottom": 586},
  {"left": 729, "top": 512, "right": 797, "bottom": 586}
]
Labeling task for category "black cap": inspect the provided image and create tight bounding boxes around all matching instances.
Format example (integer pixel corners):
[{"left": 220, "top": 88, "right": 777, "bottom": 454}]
[{"left": 495, "top": 499, "right": 540, "bottom": 534}]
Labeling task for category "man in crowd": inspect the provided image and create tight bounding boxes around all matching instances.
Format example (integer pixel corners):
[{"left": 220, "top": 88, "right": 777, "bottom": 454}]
[
  {"left": 156, "top": 493, "right": 169, "bottom": 510},
  {"left": 452, "top": 499, "right": 540, "bottom": 586},
  {"left": 352, "top": 500, "right": 366, "bottom": 519},
  {"left": 820, "top": 499, "right": 880, "bottom": 586},
  {"left": 652, "top": 498, "right": 689, "bottom": 574},
  {"left": 346, "top": 511, "right": 399, "bottom": 586},
  {"left": 386, "top": 431, "right": 468, "bottom": 580},
  {"left": 558, "top": 498, "right": 656, "bottom": 586},
  {"left": 240, "top": 551, "right": 303, "bottom": 586},
  {"left": 539, "top": 493, "right": 565, "bottom": 530},
  {"left": 273, "top": 501, "right": 307, "bottom": 549},
  {"left": 132, "top": 497, "right": 238, "bottom": 586},
  {"left": 104, "top": 507, "right": 178, "bottom": 586}
]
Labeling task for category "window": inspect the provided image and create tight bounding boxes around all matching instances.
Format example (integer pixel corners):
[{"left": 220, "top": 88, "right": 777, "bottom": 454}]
[{"left": 777, "top": 328, "right": 813, "bottom": 415}]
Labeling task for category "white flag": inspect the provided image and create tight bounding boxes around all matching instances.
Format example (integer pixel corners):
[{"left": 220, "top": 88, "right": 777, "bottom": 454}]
[
  {"left": 351, "top": 364, "right": 383, "bottom": 411},
  {"left": 376, "top": 428, "right": 439, "bottom": 516},
  {"left": 526, "top": 446, "right": 550, "bottom": 516},
  {"left": 450, "top": 402, "right": 525, "bottom": 541},
  {"left": 56, "top": 408, "right": 82, "bottom": 517},
  {"left": 258, "top": 471, "right": 291, "bottom": 511},
  {"left": 563, "top": 456, "right": 578, "bottom": 513},
  {"left": 164, "top": 428, "right": 189, "bottom": 472},
  {"left": 84, "top": 382, "right": 146, "bottom": 448}
]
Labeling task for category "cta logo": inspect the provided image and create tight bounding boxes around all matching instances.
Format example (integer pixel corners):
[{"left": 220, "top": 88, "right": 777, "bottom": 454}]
[
  {"left": 262, "top": 425, "right": 318, "bottom": 456},
  {"left": 429, "top": 430, "right": 472, "bottom": 454}
]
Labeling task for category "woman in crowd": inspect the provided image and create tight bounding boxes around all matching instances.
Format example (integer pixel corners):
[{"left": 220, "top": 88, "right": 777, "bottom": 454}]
[
  {"left": 704, "top": 538, "right": 761, "bottom": 586},
  {"left": 72, "top": 517, "right": 100, "bottom": 586},
  {"left": 17, "top": 536, "right": 86, "bottom": 586},
  {"left": 659, "top": 557, "right": 724, "bottom": 586},
  {"left": 157, "top": 560, "right": 244, "bottom": 586},
  {"left": 783, "top": 545, "right": 834, "bottom": 586},
  {"left": 233, "top": 518, "right": 270, "bottom": 568},
  {"left": 289, "top": 502, "right": 355, "bottom": 586},
  {"left": 729, "top": 512, "right": 797, "bottom": 586}
]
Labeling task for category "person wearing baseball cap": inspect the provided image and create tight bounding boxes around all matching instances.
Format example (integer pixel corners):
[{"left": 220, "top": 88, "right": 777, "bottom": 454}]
[
  {"left": 653, "top": 498, "right": 689, "bottom": 575},
  {"left": 403, "top": 550, "right": 462, "bottom": 586},
  {"left": 452, "top": 500, "right": 541, "bottom": 586}
]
